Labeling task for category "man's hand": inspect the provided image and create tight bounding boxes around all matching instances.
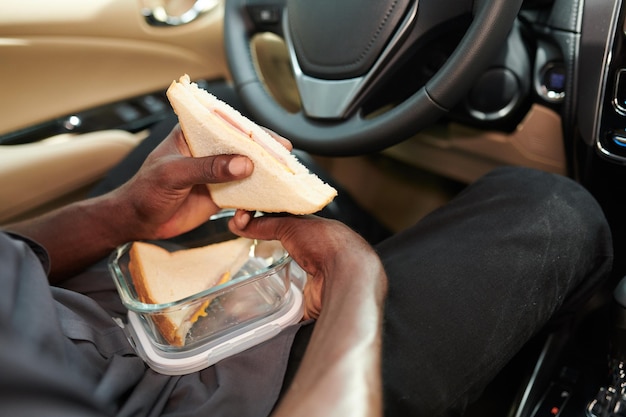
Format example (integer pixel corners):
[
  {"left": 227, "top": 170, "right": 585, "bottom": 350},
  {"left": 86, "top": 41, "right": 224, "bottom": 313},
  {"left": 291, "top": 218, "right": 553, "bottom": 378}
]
[
  {"left": 229, "top": 211, "right": 387, "bottom": 417},
  {"left": 5, "top": 125, "right": 255, "bottom": 281},
  {"left": 115, "top": 124, "right": 294, "bottom": 241},
  {"left": 229, "top": 210, "right": 384, "bottom": 320},
  {"left": 112, "top": 125, "right": 253, "bottom": 241}
]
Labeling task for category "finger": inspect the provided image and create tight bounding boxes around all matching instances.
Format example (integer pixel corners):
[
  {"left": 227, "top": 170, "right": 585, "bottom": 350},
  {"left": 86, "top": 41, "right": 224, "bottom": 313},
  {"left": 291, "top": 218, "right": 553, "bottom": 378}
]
[
  {"left": 164, "top": 125, "right": 254, "bottom": 178},
  {"left": 197, "top": 154, "right": 253, "bottom": 183},
  {"left": 303, "top": 279, "right": 323, "bottom": 320},
  {"left": 171, "top": 125, "right": 191, "bottom": 155},
  {"left": 229, "top": 213, "right": 299, "bottom": 242},
  {"left": 262, "top": 127, "right": 293, "bottom": 151},
  {"left": 231, "top": 209, "right": 253, "bottom": 230},
  {"left": 229, "top": 213, "right": 276, "bottom": 240},
  {"left": 225, "top": 155, "right": 254, "bottom": 177},
  {"left": 160, "top": 154, "right": 253, "bottom": 190},
  {"left": 228, "top": 214, "right": 337, "bottom": 275}
]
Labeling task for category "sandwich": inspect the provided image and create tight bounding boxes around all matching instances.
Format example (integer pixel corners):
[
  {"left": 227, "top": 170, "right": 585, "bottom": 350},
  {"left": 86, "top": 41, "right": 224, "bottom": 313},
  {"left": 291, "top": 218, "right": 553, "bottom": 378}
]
[
  {"left": 166, "top": 74, "right": 337, "bottom": 215},
  {"left": 128, "top": 237, "right": 253, "bottom": 347}
]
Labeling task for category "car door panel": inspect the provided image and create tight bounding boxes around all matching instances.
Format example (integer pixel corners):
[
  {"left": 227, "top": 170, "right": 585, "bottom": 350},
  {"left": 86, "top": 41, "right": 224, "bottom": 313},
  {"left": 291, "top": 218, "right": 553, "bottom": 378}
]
[
  {"left": 0, "top": 0, "right": 228, "bottom": 136},
  {"left": 0, "top": 0, "right": 227, "bottom": 222},
  {"left": 0, "top": 130, "right": 143, "bottom": 223}
]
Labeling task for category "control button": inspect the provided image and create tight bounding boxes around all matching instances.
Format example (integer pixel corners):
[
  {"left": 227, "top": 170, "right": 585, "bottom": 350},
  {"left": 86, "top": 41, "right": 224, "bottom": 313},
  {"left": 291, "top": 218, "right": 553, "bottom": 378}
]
[
  {"left": 599, "top": 130, "right": 626, "bottom": 159},
  {"left": 248, "top": 6, "right": 281, "bottom": 26},
  {"left": 539, "top": 62, "right": 566, "bottom": 103},
  {"left": 587, "top": 387, "right": 613, "bottom": 417},
  {"left": 466, "top": 68, "right": 520, "bottom": 120},
  {"left": 532, "top": 383, "right": 570, "bottom": 417},
  {"left": 614, "top": 398, "right": 626, "bottom": 417},
  {"left": 115, "top": 103, "right": 141, "bottom": 123},
  {"left": 139, "top": 95, "right": 167, "bottom": 114},
  {"left": 611, "top": 130, "right": 626, "bottom": 147},
  {"left": 62, "top": 115, "right": 82, "bottom": 131},
  {"left": 614, "top": 69, "right": 626, "bottom": 114}
]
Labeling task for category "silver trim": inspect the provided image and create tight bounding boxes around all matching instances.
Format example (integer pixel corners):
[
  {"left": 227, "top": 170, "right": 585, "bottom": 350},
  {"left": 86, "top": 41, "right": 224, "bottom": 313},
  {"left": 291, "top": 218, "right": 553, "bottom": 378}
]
[
  {"left": 141, "top": 0, "right": 219, "bottom": 27},
  {"left": 282, "top": 0, "right": 419, "bottom": 119},
  {"left": 612, "top": 68, "right": 626, "bottom": 115},
  {"left": 513, "top": 334, "right": 554, "bottom": 417},
  {"left": 594, "top": 0, "right": 625, "bottom": 161},
  {"left": 466, "top": 81, "right": 521, "bottom": 122},
  {"left": 537, "top": 62, "right": 566, "bottom": 104}
]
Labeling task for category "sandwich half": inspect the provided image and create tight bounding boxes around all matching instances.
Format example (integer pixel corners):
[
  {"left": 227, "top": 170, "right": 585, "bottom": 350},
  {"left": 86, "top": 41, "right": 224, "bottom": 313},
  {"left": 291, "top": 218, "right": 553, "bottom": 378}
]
[
  {"left": 128, "top": 237, "right": 253, "bottom": 347},
  {"left": 166, "top": 74, "right": 337, "bottom": 215}
]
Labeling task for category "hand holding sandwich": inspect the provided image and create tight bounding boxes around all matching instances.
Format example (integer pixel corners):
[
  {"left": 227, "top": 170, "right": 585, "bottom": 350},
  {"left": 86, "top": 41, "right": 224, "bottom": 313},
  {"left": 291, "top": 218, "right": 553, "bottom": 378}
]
[
  {"left": 111, "top": 124, "right": 255, "bottom": 241},
  {"left": 116, "top": 123, "right": 294, "bottom": 241},
  {"left": 230, "top": 211, "right": 387, "bottom": 417},
  {"left": 5, "top": 124, "right": 255, "bottom": 282}
]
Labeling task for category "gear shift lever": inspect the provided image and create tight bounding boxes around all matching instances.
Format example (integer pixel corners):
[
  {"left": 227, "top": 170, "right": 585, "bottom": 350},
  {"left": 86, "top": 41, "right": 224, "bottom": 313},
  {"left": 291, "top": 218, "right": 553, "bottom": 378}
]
[{"left": 587, "top": 277, "right": 626, "bottom": 417}]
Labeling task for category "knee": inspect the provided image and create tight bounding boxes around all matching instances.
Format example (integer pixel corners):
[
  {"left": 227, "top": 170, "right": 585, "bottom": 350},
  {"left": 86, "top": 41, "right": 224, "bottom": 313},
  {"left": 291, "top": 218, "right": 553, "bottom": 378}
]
[{"left": 483, "top": 166, "right": 612, "bottom": 258}]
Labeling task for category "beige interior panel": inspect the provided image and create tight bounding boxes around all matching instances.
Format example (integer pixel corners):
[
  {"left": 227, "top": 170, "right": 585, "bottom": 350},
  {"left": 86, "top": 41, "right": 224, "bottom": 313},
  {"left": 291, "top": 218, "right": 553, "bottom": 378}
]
[
  {"left": 0, "top": 130, "right": 143, "bottom": 223},
  {"left": 384, "top": 104, "right": 567, "bottom": 183},
  {"left": 313, "top": 105, "right": 565, "bottom": 231},
  {"left": 0, "top": 0, "right": 228, "bottom": 136},
  {"left": 251, "top": 33, "right": 301, "bottom": 113}
]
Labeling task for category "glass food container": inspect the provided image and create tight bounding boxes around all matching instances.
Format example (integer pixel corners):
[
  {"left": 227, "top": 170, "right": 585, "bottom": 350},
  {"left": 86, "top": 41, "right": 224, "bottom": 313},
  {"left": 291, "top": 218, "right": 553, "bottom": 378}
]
[{"left": 108, "top": 211, "right": 305, "bottom": 375}]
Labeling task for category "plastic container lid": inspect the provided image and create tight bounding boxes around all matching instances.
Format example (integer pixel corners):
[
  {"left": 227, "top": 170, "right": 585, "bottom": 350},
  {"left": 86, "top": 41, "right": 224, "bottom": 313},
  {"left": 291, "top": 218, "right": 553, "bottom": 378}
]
[{"left": 124, "top": 285, "right": 303, "bottom": 375}]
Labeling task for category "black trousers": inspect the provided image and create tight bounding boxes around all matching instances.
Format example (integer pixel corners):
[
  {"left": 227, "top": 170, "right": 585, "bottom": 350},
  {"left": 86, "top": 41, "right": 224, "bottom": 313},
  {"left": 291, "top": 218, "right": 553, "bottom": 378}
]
[
  {"left": 376, "top": 166, "right": 612, "bottom": 415},
  {"left": 90, "top": 115, "right": 613, "bottom": 416}
]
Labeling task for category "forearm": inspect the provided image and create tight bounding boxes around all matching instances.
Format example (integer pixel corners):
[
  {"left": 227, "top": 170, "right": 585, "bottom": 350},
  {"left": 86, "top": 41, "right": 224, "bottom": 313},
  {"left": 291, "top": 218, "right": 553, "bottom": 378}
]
[
  {"left": 272, "top": 255, "right": 388, "bottom": 417},
  {"left": 4, "top": 192, "right": 134, "bottom": 283}
]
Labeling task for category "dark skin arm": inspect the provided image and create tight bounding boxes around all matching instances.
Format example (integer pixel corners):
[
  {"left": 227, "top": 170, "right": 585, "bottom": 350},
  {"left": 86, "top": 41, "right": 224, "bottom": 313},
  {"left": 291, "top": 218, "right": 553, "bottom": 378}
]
[
  {"left": 4, "top": 125, "right": 253, "bottom": 283},
  {"left": 5, "top": 124, "right": 387, "bottom": 416},
  {"left": 230, "top": 211, "right": 388, "bottom": 417}
]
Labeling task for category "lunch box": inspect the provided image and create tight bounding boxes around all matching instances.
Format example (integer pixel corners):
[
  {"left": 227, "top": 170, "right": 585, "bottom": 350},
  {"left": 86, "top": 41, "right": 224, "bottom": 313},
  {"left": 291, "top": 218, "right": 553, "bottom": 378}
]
[{"left": 108, "top": 211, "right": 305, "bottom": 375}]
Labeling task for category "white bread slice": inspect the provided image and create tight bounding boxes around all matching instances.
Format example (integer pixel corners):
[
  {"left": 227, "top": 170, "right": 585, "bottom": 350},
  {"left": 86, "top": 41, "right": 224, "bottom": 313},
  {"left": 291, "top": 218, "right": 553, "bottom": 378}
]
[
  {"left": 166, "top": 74, "right": 337, "bottom": 215},
  {"left": 128, "top": 237, "right": 253, "bottom": 347}
]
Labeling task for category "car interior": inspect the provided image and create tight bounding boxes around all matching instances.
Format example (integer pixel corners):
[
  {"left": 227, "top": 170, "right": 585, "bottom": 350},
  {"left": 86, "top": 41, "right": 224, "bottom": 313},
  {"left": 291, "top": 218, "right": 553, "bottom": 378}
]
[{"left": 2, "top": 0, "right": 626, "bottom": 415}]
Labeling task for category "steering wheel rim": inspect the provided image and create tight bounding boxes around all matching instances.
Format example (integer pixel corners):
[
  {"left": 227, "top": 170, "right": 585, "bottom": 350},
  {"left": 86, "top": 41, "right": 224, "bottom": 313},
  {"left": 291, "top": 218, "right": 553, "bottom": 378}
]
[{"left": 224, "top": 0, "right": 523, "bottom": 156}]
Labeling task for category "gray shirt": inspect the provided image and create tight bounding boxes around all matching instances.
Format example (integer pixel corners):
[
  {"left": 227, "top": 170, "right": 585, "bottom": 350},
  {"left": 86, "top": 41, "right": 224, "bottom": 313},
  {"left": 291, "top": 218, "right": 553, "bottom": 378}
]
[{"left": 0, "top": 232, "right": 299, "bottom": 417}]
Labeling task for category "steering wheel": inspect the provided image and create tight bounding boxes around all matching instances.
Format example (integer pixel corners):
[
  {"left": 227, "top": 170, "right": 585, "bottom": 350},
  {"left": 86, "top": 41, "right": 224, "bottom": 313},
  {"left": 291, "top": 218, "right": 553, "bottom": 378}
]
[{"left": 224, "top": 0, "right": 523, "bottom": 156}]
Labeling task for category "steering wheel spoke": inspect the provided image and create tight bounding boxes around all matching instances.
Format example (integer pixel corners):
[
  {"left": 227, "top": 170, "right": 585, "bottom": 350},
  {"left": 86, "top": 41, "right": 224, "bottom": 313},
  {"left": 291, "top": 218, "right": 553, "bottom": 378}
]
[{"left": 283, "top": 1, "right": 418, "bottom": 120}]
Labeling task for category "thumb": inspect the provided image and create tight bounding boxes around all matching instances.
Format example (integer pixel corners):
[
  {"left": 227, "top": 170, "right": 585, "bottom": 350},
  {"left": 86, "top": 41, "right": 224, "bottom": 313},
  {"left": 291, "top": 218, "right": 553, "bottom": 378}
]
[
  {"left": 200, "top": 155, "right": 253, "bottom": 183},
  {"left": 166, "top": 154, "right": 253, "bottom": 188}
]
